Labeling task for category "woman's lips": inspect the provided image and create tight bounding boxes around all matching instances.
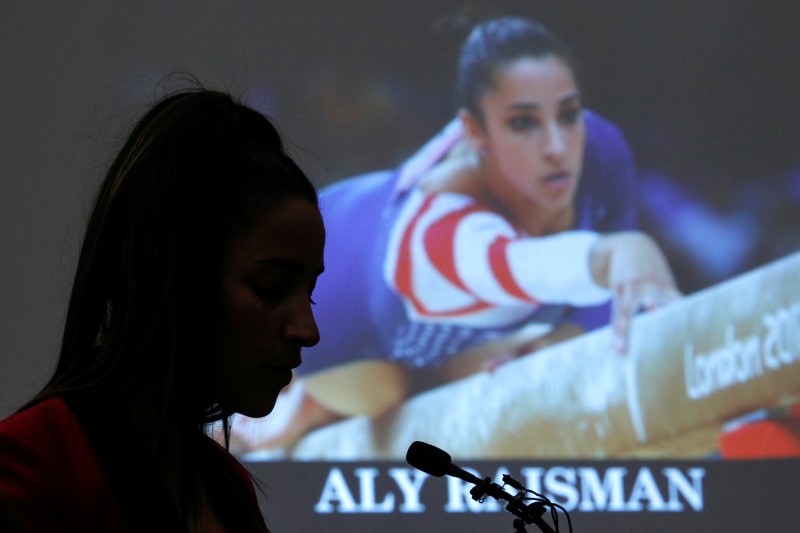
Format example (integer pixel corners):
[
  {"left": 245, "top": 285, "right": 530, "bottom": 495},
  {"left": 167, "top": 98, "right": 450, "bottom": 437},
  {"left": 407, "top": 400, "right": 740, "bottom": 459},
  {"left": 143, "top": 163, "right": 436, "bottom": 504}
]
[
  {"left": 264, "top": 357, "right": 302, "bottom": 373},
  {"left": 276, "top": 359, "right": 302, "bottom": 371},
  {"left": 542, "top": 172, "right": 574, "bottom": 191}
]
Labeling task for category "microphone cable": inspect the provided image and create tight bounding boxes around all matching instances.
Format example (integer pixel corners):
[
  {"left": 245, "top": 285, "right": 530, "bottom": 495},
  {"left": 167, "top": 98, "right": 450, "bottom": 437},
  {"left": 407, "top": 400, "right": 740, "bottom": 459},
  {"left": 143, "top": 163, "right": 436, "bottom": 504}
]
[{"left": 502, "top": 474, "right": 573, "bottom": 533}]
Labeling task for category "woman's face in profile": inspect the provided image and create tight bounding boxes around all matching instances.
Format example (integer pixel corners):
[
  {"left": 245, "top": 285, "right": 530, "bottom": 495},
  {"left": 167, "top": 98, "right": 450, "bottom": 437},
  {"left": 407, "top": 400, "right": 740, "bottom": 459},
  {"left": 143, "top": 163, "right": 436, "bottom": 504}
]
[
  {"left": 477, "top": 55, "right": 586, "bottom": 213},
  {"left": 213, "top": 197, "right": 325, "bottom": 418}
]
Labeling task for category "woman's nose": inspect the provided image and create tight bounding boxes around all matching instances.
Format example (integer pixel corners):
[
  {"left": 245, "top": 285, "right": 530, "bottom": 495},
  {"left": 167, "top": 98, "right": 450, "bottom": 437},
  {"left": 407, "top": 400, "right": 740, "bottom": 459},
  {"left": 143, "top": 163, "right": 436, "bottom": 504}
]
[
  {"left": 285, "top": 300, "right": 321, "bottom": 347},
  {"left": 543, "top": 122, "right": 567, "bottom": 162}
]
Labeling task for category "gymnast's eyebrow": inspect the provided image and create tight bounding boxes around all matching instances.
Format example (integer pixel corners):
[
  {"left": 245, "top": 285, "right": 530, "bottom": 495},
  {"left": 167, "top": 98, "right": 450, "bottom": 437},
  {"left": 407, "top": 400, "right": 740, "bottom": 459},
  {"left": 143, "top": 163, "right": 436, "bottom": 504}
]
[{"left": 508, "top": 92, "right": 581, "bottom": 112}]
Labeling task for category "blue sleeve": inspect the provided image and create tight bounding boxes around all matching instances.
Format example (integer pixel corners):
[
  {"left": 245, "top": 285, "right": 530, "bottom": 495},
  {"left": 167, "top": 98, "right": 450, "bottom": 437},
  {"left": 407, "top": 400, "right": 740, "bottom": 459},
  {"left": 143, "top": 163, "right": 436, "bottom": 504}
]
[
  {"left": 569, "top": 110, "right": 639, "bottom": 331},
  {"left": 578, "top": 109, "right": 639, "bottom": 231}
]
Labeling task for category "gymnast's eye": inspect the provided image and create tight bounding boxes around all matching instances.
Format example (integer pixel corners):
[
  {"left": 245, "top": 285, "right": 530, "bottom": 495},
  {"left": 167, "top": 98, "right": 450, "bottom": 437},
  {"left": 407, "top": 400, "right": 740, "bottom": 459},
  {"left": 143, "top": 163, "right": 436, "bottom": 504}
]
[
  {"left": 508, "top": 114, "right": 540, "bottom": 132},
  {"left": 558, "top": 106, "right": 581, "bottom": 126}
]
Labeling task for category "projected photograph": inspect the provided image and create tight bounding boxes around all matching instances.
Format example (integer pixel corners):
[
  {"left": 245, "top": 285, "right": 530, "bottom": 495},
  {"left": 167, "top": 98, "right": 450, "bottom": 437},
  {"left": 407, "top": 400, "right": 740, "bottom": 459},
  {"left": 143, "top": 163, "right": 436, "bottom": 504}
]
[{"left": 214, "top": 5, "right": 800, "bottom": 464}]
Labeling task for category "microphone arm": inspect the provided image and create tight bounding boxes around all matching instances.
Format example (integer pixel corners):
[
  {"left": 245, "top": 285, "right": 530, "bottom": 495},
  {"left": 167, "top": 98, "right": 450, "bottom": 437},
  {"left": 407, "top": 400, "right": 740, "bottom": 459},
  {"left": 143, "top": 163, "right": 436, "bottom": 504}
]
[{"left": 469, "top": 476, "right": 556, "bottom": 533}]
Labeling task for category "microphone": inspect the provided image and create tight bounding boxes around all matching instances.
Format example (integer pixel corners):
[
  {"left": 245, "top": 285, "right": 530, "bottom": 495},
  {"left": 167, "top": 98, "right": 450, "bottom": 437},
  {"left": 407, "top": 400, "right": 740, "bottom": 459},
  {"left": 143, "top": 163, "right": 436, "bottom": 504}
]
[
  {"left": 405, "top": 440, "right": 483, "bottom": 485},
  {"left": 406, "top": 441, "right": 557, "bottom": 533}
]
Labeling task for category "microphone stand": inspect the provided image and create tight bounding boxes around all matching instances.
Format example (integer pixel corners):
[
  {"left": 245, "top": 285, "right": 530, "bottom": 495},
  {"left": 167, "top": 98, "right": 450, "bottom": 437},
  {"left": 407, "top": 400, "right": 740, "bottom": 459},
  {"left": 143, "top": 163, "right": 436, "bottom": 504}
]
[{"left": 469, "top": 477, "right": 556, "bottom": 533}]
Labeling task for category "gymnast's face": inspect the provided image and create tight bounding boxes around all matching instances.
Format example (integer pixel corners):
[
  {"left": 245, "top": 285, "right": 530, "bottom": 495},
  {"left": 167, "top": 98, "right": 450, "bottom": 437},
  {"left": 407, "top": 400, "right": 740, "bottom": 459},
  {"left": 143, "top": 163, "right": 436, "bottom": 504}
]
[
  {"left": 213, "top": 197, "right": 324, "bottom": 418},
  {"left": 465, "top": 55, "right": 586, "bottom": 214}
]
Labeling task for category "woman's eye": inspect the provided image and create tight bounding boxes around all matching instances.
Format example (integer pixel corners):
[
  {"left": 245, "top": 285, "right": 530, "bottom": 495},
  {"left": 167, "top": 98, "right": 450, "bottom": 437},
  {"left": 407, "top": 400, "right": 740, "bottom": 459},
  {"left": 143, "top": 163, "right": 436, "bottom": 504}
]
[
  {"left": 254, "top": 286, "right": 285, "bottom": 304},
  {"left": 559, "top": 107, "right": 581, "bottom": 125},
  {"left": 508, "top": 115, "right": 539, "bottom": 131}
]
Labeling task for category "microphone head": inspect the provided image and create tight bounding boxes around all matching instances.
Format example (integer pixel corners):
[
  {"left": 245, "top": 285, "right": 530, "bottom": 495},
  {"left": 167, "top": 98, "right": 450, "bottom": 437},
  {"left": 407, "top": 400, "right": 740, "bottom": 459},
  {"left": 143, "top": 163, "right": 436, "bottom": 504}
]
[{"left": 406, "top": 441, "right": 452, "bottom": 477}]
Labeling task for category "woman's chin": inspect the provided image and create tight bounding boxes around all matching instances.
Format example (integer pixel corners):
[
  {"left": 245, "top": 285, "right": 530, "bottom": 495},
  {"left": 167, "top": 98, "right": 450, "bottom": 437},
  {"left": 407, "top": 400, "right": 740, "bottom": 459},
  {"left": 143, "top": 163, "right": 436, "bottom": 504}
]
[{"left": 235, "top": 397, "right": 279, "bottom": 419}]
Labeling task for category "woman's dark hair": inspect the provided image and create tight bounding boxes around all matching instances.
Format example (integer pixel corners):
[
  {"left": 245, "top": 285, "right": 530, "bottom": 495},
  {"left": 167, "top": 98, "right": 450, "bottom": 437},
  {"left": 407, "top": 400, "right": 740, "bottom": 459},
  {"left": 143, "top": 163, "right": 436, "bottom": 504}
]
[
  {"left": 24, "top": 85, "right": 317, "bottom": 527},
  {"left": 28, "top": 86, "right": 318, "bottom": 429},
  {"left": 457, "top": 16, "right": 577, "bottom": 124}
]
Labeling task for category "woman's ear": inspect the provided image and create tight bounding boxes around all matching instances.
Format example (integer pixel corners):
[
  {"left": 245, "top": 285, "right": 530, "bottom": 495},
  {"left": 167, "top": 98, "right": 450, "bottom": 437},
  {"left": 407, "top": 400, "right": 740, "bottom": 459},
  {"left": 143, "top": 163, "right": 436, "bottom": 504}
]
[{"left": 458, "top": 109, "right": 489, "bottom": 155}]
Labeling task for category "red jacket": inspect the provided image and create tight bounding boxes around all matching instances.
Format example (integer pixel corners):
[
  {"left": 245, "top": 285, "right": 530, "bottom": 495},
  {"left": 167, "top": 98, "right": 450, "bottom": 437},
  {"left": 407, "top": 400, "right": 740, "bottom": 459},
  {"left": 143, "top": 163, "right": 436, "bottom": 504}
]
[{"left": 0, "top": 396, "right": 268, "bottom": 532}]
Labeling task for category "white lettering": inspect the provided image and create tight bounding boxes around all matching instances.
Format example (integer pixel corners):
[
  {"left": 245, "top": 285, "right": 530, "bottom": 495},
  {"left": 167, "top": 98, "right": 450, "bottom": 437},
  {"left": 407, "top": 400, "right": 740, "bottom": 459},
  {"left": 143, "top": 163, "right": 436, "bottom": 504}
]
[
  {"left": 684, "top": 301, "right": 800, "bottom": 401},
  {"left": 316, "top": 465, "right": 707, "bottom": 515},
  {"left": 544, "top": 467, "right": 580, "bottom": 510},
  {"left": 577, "top": 467, "right": 628, "bottom": 511},
  {"left": 664, "top": 467, "right": 705, "bottom": 511},
  {"left": 388, "top": 468, "right": 427, "bottom": 512},
  {"left": 315, "top": 467, "right": 358, "bottom": 513},
  {"left": 766, "top": 305, "right": 800, "bottom": 366},
  {"left": 626, "top": 467, "right": 666, "bottom": 511},
  {"left": 520, "top": 467, "right": 544, "bottom": 494},
  {"left": 355, "top": 467, "right": 395, "bottom": 512}
]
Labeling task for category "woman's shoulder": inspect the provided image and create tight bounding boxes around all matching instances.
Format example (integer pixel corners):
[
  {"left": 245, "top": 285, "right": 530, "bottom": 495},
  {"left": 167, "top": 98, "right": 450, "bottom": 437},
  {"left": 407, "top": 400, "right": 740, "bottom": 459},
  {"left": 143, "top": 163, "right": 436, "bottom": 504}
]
[
  {"left": 0, "top": 396, "right": 105, "bottom": 481},
  {"left": 419, "top": 143, "right": 483, "bottom": 198},
  {"left": 0, "top": 396, "right": 123, "bottom": 530},
  {"left": 0, "top": 396, "right": 76, "bottom": 442}
]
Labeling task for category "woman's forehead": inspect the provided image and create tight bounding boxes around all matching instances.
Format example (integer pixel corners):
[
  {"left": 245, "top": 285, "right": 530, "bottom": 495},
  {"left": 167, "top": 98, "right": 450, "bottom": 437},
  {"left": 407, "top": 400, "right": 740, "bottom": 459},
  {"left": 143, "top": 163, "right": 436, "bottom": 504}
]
[
  {"left": 226, "top": 199, "right": 324, "bottom": 268},
  {"left": 483, "top": 56, "right": 579, "bottom": 110}
]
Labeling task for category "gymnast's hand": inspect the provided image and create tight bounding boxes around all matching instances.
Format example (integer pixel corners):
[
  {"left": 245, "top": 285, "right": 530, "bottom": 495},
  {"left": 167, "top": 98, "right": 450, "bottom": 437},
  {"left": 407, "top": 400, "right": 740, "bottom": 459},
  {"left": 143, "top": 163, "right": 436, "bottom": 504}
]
[{"left": 590, "top": 231, "right": 682, "bottom": 352}]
